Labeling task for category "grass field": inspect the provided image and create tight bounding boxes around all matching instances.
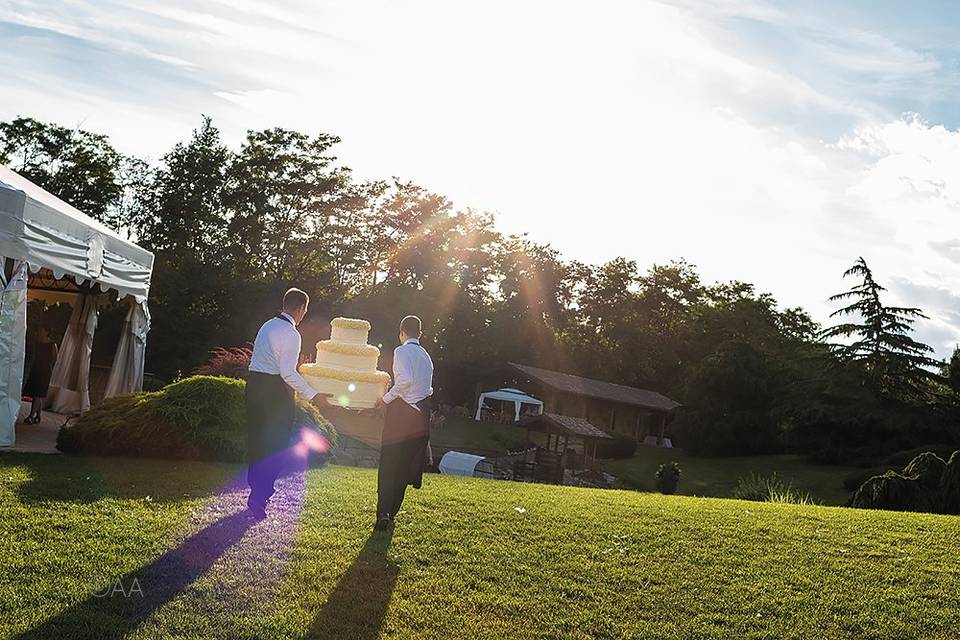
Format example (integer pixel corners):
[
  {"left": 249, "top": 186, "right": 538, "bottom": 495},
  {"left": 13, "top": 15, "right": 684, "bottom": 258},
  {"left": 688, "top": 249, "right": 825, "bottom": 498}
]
[
  {"left": 330, "top": 410, "right": 527, "bottom": 454},
  {"left": 329, "top": 412, "right": 857, "bottom": 504},
  {"left": 3, "top": 453, "right": 960, "bottom": 639},
  {"left": 604, "top": 448, "right": 861, "bottom": 505}
]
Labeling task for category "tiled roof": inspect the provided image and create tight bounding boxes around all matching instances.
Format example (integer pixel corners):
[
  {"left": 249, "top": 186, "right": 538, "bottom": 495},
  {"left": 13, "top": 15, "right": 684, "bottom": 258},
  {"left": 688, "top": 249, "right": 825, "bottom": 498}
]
[
  {"left": 522, "top": 413, "right": 613, "bottom": 439},
  {"left": 509, "top": 363, "right": 681, "bottom": 412}
]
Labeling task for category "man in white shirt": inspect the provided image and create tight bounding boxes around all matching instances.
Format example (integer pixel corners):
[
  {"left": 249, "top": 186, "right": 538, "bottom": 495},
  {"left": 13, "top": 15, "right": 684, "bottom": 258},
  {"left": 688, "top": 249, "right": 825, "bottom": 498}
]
[
  {"left": 373, "top": 315, "right": 434, "bottom": 530},
  {"left": 246, "top": 288, "right": 325, "bottom": 519}
]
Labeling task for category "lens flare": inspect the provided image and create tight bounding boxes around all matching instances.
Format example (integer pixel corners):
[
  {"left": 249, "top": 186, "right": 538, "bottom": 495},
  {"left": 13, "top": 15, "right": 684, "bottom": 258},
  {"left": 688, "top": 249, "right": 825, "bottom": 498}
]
[
  {"left": 337, "top": 394, "right": 350, "bottom": 407},
  {"left": 347, "top": 383, "right": 357, "bottom": 392}
]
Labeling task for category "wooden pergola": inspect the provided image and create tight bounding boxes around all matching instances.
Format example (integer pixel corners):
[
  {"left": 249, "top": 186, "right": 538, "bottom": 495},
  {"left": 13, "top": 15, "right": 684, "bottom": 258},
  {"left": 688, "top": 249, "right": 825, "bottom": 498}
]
[{"left": 521, "top": 413, "right": 613, "bottom": 468}]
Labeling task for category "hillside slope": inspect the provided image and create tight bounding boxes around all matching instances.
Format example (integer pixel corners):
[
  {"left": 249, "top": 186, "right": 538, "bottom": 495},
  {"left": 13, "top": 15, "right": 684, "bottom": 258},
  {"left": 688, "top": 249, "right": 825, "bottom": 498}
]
[{"left": 2, "top": 455, "right": 959, "bottom": 639}]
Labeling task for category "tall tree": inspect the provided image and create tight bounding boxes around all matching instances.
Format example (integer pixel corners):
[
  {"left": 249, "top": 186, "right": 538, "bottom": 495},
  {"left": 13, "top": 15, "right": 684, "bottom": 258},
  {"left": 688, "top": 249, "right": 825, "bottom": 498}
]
[
  {"left": 224, "top": 127, "right": 351, "bottom": 284},
  {"left": 0, "top": 116, "right": 127, "bottom": 225},
  {"left": 821, "top": 257, "right": 940, "bottom": 400}
]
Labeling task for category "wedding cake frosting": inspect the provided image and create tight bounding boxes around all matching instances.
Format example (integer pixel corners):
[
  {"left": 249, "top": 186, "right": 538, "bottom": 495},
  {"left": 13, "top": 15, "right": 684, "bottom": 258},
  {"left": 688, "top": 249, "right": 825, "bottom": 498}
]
[{"left": 300, "top": 317, "right": 392, "bottom": 409}]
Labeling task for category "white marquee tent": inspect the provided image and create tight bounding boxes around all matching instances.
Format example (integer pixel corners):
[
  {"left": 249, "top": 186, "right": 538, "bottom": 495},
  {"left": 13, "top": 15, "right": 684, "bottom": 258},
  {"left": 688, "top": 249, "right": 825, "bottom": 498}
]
[
  {"left": 474, "top": 387, "right": 544, "bottom": 423},
  {"left": 0, "top": 165, "right": 154, "bottom": 447}
]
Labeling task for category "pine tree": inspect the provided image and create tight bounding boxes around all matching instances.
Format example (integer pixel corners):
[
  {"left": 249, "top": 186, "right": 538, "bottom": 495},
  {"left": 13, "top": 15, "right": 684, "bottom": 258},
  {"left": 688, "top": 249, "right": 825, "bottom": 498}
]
[
  {"left": 822, "top": 257, "right": 940, "bottom": 399},
  {"left": 947, "top": 347, "right": 960, "bottom": 394}
]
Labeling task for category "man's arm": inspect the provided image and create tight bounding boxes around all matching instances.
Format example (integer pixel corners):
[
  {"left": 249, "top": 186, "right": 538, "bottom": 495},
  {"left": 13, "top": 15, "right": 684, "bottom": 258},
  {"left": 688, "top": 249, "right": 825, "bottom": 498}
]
[
  {"left": 277, "top": 329, "right": 320, "bottom": 400},
  {"left": 381, "top": 347, "right": 411, "bottom": 404}
]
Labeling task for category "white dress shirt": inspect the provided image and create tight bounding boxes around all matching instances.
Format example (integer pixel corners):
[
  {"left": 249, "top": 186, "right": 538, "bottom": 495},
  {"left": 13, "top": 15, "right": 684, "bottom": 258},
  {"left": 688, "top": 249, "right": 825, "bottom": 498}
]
[
  {"left": 382, "top": 338, "right": 434, "bottom": 407},
  {"left": 248, "top": 312, "right": 318, "bottom": 399}
]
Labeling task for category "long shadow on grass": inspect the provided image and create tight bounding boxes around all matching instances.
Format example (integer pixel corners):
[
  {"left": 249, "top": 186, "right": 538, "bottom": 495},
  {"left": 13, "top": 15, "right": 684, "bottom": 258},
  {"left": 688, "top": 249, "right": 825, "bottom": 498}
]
[
  {"left": 305, "top": 530, "right": 399, "bottom": 640},
  {"left": 13, "top": 511, "right": 255, "bottom": 640},
  {"left": 3, "top": 452, "right": 239, "bottom": 504}
]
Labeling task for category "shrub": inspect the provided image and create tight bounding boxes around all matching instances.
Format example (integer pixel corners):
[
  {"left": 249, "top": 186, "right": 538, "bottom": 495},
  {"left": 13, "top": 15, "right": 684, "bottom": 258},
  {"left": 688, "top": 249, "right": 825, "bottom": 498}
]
[
  {"left": 654, "top": 462, "right": 681, "bottom": 494},
  {"left": 731, "top": 472, "right": 774, "bottom": 502},
  {"left": 940, "top": 451, "right": 960, "bottom": 515},
  {"left": 847, "top": 451, "right": 955, "bottom": 513},
  {"left": 886, "top": 445, "right": 957, "bottom": 468},
  {"left": 731, "top": 472, "right": 815, "bottom": 505},
  {"left": 842, "top": 467, "right": 891, "bottom": 492},
  {"left": 58, "top": 375, "right": 336, "bottom": 463},
  {"left": 193, "top": 345, "right": 253, "bottom": 379},
  {"left": 596, "top": 437, "right": 637, "bottom": 460},
  {"left": 848, "top": 471, "right": 923, "bottom": 512},
  {"left": 902, "top": 451, "right": 946, "bottom": 492}
]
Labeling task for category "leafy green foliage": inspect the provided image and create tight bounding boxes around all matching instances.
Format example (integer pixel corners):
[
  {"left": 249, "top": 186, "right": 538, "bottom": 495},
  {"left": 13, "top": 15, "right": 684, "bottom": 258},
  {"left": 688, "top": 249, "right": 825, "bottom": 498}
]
[
  {"left": 848, "top": 471, "right": 924, "bottom": 512},
  {"left": 901, "top": 451, "right": 946, "bottom": 491},
  {"left": 848, "top": 450, "right": 959, "bottom": 514},
  {"left": 822, "top": 257, "right": 940, "bottom": 400},
  {"left": 948, "top": 347, "right": 960, "bottom": 394},
  {"left": 6, "top": 114, "right": 959, "bottom": 459},
  {"left": 731, "top": 472, "right": 815, "bottom": 505},
  {"left": 940, "top": 451, "right": 960, "bottom": 515},
  {"left": 654, "top": 461, "right": 681, "bottom": 494},
  {"left": 58, "top": 376, "right": 336, "bottom": 462},
  {"left": 673, "top": 341, "right": 785, "bottom": 456},
  {"left": 0, "top": 116, "right": 128, "bottom": 225}
]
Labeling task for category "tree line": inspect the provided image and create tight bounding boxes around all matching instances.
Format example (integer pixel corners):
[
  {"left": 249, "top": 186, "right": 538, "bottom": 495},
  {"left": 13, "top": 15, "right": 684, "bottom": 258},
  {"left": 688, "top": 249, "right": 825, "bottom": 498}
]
[{"left": 2, "top": 115, "right": 958, "bottom": 459}]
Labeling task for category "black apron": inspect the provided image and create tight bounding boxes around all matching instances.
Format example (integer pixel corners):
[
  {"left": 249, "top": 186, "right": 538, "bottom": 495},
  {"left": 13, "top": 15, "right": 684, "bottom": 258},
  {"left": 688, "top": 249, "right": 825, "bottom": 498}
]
[
  {"left": 245, "top": 315, "right": 297, "bottom": 463},
  {"left": 380, "top": 397, "right": 431, "bottom": 490}
]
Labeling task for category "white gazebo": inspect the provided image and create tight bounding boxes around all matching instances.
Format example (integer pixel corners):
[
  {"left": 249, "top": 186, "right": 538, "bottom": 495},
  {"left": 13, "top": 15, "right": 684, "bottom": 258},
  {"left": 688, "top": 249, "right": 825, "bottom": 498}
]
[
  {"left": 0, "top": 165, "right": 154, "bottom": 447},
  {"left": 474, "top": 387, "right": 544, "bottom": 423}
]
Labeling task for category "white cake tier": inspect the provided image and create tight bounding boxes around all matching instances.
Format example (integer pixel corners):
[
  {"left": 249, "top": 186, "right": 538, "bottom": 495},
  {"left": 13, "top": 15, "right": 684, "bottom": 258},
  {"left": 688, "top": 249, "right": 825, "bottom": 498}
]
[
  {"left": 314, "top": 340, "right": 380, "bottom": 372},
  {"left": 330, "top": 317, "right": 371, "bottom": 344},
  {"left": 299, "top": 364, "right": 391, "bottom": 409}
]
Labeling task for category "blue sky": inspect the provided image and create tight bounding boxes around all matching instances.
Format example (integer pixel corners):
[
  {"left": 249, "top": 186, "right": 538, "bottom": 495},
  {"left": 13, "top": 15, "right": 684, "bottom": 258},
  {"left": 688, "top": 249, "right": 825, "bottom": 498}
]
[{"left": 2, "top": 0, "right": 960, "bottom": 356}]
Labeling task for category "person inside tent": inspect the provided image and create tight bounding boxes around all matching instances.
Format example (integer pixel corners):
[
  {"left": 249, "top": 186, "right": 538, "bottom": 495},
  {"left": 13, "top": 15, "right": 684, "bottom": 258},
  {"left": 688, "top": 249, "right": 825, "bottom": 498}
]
[{"left": 22, "top": 325, "right": 58, "bottom": 424}]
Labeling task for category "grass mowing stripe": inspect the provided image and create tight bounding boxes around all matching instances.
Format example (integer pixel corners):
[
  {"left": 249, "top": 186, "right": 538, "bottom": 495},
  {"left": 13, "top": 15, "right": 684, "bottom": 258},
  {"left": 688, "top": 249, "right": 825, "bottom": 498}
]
[{"left": 2, "top": 455, "right": 959, "bottom": 639}]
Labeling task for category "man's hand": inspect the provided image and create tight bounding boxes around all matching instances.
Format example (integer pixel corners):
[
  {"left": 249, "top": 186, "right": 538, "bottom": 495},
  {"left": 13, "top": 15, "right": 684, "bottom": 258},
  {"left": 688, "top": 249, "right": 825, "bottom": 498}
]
[{"left": 311, "top": 394, "right": 330, "bottom": 410}]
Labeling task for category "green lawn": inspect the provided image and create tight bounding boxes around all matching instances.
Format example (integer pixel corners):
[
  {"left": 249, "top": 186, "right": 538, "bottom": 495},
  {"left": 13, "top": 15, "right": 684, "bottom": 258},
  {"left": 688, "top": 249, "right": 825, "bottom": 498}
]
[
  {"left": 329, "top": 409, "right": 526, "bottom": 454},
  {"left": 605, "top": 448, "right": 861, "bottom": 505},
  {"left": 3, "top": 453, "right": 960, "bottom": 639},
  {"left": 429, "top": 415, "right": 527, "bottom": 453}
]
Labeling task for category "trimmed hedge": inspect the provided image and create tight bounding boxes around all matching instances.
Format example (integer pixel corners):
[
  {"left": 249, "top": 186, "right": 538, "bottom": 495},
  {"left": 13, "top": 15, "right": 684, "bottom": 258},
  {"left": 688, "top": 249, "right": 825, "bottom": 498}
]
[
  {"left": 848, "top": 449, "right": 959, "bottom": 515},
  {"left": 58, "top": 375, "right": 337, "bottom": 463}
]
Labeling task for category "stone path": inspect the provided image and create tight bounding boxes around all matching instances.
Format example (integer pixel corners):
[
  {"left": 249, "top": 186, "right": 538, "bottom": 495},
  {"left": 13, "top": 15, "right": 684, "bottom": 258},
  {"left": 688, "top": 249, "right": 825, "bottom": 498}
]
[{"left": 4, "top": 400, "right": 68, "bottom": 453}]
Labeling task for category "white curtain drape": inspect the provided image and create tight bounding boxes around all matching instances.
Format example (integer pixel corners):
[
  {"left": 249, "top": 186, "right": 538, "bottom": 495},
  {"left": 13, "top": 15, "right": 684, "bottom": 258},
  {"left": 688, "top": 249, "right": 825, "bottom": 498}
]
[
  {"left": 47, "top": 292, "right": 99, "bottom": 414},
  {"left": 104, "top": 299, "right": 150, "bottom": 398},
  {"left": 0, "top": 258, "right": 28, "bottom": 447}
]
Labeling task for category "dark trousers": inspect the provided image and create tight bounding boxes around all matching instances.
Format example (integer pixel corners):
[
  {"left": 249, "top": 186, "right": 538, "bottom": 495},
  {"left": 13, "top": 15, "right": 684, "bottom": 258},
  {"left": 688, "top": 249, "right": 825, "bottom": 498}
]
[
  {"left": 377, "top": 399, "right": 430, "bottom": 518},
  {"left": 246, "top": 372, "right": 296, "bottom": 508}
]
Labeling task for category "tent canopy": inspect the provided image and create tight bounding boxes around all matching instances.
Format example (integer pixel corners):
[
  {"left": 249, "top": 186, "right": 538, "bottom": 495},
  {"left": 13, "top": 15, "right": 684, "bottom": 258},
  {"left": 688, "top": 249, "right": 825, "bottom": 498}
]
[
  {"left": 1, "top": 165, "right": 155, "bottom": 447},
  {"left": 475, "top": 387, "right": 544, "bottom": 422},
  {"left": 0, "top": 165, "right": 154, "bottom": 301}
]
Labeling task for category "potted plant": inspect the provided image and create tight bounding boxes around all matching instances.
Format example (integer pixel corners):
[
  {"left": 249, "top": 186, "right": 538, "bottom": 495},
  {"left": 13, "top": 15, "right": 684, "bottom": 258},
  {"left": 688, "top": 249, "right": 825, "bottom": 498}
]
[{"left": 655, "top": 461, "right": 681, "bottom": 495}]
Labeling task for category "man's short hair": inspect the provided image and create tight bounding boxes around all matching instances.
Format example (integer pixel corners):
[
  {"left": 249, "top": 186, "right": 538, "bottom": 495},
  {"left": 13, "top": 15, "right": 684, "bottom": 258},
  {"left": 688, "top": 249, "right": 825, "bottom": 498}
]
[
  {"left": 282, "top": 288, "right": 309, "bottom": 312},
  {"left": 400, "top": 315, "right": 422, "bottom": 338}
]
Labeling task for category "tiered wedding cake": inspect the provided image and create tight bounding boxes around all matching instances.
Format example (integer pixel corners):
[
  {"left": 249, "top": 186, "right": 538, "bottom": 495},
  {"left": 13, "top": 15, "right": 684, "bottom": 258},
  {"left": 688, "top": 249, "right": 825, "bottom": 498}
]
[{"left": 300, "top": 317, "right": 392, "bottom": 409}]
